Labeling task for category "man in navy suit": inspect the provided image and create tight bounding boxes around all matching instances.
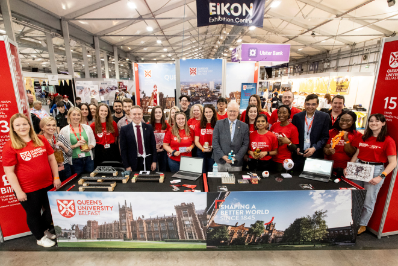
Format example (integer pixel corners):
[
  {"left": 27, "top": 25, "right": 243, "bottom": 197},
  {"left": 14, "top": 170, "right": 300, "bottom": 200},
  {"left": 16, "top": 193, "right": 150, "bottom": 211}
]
[
  {"left": 120, "top": 106, "right": 157, "bottom": 171},
  {"left": 292, "top": 94, "right": 330, "bottom": 172}
]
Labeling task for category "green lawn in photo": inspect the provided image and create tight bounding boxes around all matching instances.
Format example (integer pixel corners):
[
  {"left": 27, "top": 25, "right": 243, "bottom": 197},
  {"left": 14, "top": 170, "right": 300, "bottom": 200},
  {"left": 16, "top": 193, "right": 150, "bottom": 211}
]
[{"left": 58, "top": 241, "right": 206, "bottom": 249}]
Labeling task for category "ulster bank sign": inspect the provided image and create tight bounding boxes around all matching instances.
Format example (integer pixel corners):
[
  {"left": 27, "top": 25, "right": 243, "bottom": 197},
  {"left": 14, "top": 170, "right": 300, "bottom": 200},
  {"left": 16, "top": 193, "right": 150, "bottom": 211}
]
[{"left": 196, "top": 0, "right": 266, "bottom": 27}]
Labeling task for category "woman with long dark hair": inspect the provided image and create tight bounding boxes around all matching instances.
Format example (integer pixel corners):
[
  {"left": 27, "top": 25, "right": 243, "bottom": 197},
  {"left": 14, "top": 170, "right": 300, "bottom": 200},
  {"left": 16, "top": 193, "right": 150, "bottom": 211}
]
[
  {"left": 244, "top": 104, "right": 258, "bottom": 134},
  {"left": 78, "top": 103, "right": 93, "bottom": 125},
  {"left": 345, "top": 114, "right": 397, "bottom": 235},
  {"left": 3, "top": 113, "right": 60, "bottom": 247},
  {"left": 90, "top": 103, "right": 119, "bottom": 166},
  {"left": 149, "top": 105, "right": 170, "bottom": 172},
  {"left": 88, "top": 104, "right": 97, "bottom": 124},
  {"left": 194, "top": 104, "right": 218, "bottom": 173},
  {"left": 240, "top": 95, "right": 270, "bottom": 122}
]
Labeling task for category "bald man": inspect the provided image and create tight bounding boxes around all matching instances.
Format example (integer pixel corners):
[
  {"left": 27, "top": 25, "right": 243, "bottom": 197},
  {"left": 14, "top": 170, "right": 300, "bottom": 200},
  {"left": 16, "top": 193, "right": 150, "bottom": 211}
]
[
  {"left": 212, "top": 102, "right": 249, "bottom": 172},
  {"left": 27, "top": 94, "right": 34, "bottom": 108},
  {"left": 268, "top": 91, "right": 301, "bottom": 125}
]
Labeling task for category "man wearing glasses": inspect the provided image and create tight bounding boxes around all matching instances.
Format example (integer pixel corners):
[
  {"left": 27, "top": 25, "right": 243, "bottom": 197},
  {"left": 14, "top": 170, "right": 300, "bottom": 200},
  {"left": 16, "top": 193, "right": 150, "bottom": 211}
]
[
  {"left": 179, "top": 95, "right": 191, "bottom": 118},
  {"left": 292, "top": 94, "right": 330, "bottom": 171}
]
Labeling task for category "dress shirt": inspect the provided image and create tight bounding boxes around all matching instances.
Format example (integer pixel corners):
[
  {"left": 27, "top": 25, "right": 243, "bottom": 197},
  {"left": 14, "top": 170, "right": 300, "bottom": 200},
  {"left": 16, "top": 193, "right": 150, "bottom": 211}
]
[
  {"left": 228, "top": 119, "right": 237, "bottom": 142},
  {"left": 133, "top": 122, "right": 146, "bottom": 155},
  {"left": 303, "top": 113, "right": 314, "bottom": 151}
]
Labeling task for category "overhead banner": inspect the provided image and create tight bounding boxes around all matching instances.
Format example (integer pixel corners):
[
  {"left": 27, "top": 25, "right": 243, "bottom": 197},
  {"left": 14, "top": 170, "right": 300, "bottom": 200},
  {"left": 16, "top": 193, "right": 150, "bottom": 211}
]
[
  {"left": 240, "top": 83, "right": 257, "bottom": 110},
  {"left": 196, "top": 0, "right": 266, "bottom": 27},
  {"left": 179, "top": 59, "right": 223, "bottom": 107},
  {"left": 138, "top": 63, "right": 176, "bottom": 114},
  {"left": 232, "top": 43, "right": 291, "bottom": 64}
]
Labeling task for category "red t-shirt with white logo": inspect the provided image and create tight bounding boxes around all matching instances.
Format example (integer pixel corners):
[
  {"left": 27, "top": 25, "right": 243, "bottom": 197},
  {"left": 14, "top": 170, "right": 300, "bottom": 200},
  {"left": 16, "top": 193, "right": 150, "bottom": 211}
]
[
  {"left": 249, "top": 124, "right": 255, "bottom": 134},
  {"left": 164, "top": 128, "right": 194, "bottom": 162},
  {"left": 271, "top": 122, "right": 299, "bottom": 163},
  {"left": 194, "top": 123, "right": 214, "bottom": 147},
  {"left": 268, "top": 107, "right": 301, "bottom": 125},
  {"left": 325, "top": 129, "right": 363, "bottom": 168},
  {"left": 351, "top": 135, "right": 396, "bottom": 163},
  {"left": 152, "top": 122, "right": 171, "bottom": 146},
  {"left": 217, "top": 112, "right": 228, "bottom": 120},
  {"left": 90, "top": 121, "right": 119, "bottom": 146},
  {"left": 188, "top": 118, "right": 201, "bottom": 134},
  {"left": 2, "top": 135, "right": 54, "bottom": 193},
  {"left": 249, "top": 131, "right": 278, "bottom": 161},
  {"left": 240, "top": 110, "right": 270, "bottom": 123}
]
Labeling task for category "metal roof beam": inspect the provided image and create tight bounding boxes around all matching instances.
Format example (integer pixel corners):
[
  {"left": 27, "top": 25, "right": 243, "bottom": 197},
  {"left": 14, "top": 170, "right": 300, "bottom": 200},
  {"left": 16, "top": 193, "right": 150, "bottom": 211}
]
[{"left": 64, "top": 0, "right": 121, "bottom": 20}]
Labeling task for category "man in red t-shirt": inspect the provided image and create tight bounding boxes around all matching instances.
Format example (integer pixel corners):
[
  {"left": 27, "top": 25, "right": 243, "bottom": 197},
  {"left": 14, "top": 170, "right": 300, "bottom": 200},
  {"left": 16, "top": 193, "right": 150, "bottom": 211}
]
[
  {"left": 217, "top": 98, "right": 228, "bottom": 120},
  {"left": 269, "top": 91, "right": 301, "bottom": 125}
]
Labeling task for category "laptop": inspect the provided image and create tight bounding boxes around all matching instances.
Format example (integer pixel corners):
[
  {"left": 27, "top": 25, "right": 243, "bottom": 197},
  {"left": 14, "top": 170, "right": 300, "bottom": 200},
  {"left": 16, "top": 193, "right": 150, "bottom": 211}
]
[
  {"left": 299, "top": 158, "right": 334, "bottom": 182},
  {"left": 172, "top": 156, "right": 203, "bottom": 181}
]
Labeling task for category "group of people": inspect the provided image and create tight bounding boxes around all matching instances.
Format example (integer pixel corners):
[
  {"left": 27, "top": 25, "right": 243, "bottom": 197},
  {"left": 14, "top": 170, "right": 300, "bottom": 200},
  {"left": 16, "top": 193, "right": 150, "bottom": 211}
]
[{"left": 2, "top": 90, "right": 397, "bottom": 247}]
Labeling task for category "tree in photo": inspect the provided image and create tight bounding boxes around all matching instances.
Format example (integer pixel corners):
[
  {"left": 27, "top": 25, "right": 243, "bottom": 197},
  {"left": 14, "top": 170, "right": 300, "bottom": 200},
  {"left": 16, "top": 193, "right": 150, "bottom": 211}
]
[
  {"left": 207, "top": 226, "right": 229, "bottom": 245},
  {"left": 248, "top": 220, "right": 265, "bottom": 244},
  {"left": 54, "top": 225, "right": 62, "bottom": 236}
]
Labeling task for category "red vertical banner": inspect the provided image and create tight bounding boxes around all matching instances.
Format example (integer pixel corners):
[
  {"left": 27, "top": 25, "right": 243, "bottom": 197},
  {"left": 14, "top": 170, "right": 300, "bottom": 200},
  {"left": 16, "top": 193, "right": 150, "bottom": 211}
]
[
  {"left": 368, "top": 37, "right": 398, "bottom": 237},
  {"left": 134, "top": 63, "right": 140, "bottom": 106},
  {"left": 254, "top": 62, "right": 259, "bottom": 86},
  {"left": 0, "top": 37, "right": 31, "bottom": 240}
]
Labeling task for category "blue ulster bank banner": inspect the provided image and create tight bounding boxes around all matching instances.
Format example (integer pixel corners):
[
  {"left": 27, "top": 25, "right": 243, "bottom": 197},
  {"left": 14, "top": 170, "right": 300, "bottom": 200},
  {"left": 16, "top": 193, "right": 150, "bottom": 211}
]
[
  {"left": 196, "top": 0, "right": 266, "bottom": 27},
  {"left": 240, "top": 83, "right": 257, "bottom": 110}
]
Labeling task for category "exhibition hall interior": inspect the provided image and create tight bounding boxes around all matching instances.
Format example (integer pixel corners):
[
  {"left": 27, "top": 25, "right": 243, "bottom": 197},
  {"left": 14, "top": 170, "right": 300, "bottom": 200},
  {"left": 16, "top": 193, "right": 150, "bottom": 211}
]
[{"left": 0, "top": 0, "right": 398, "bottom": 265}]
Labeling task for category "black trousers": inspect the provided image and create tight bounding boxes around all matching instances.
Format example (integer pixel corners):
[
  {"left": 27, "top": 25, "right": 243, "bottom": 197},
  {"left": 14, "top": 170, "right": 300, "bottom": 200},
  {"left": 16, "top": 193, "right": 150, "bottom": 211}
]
[
  {"left": 94, "top": 143, "right": 120, "bottom": 167},
  {"left": 132, "top": 157, "right": 153, "bottom": 171},
  {"left": 248, "top": 159, "right": 271, "bottom": 172},
  {"left": 18, "top": 185, "right": 54, "bottom": 240}
]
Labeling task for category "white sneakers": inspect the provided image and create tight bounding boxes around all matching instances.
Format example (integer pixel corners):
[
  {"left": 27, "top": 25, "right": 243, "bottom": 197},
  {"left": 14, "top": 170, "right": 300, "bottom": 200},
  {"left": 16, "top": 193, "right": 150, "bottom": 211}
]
[
  {"left": 44, "top": 229, "right": 57, "bottom": 240},
  {"left": 37, "top": 235, "right": 55, "bottom": 247}
]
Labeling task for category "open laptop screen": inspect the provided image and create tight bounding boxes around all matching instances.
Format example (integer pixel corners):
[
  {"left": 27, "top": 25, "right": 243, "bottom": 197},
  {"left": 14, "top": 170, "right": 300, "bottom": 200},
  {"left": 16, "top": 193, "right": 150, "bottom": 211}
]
[
  {"left": 179, "top": 156, "right": 203, "bottom": 173},
  {"left": 303, "top": 158, "right": 333, "bottom": 176}
]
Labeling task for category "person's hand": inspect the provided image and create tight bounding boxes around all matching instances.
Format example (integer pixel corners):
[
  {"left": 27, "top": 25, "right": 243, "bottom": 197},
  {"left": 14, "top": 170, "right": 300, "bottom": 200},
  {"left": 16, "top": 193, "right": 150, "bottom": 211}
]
[
  {"left": 204, "top": 147, "right": 212, "bottom": 153},
  {"left": 186, "top": 146, "right": 193, "bottom": 152},
  {"left": 222, "top": 155, "right": 232, "bottom": 164},
  {"left": 343, "top": 131, "right": 349, "bottom": 142},
  {"left": 343, "top": 168, "right": 347, "bottom": 176},
  {"left": 258, "top": 151, "right": 268, "bottom": 159},
  {"left": 248, "top": 151, "right": 258, "bottom": 159},
  {"left": 369, "top": 176, "right": 383, "bottom": 185},
  {"left": 174, "top": 151, "right": 181, "bottom": 157},
  {"left": 157, "top": 148, "right": 164, "bottom": 153},
  {"left": 56, "top": 141, "right": 64, "bottom": 149},
  {"left": 278, "top": 135, "right": 291, "bottom": 145},
  {"left": 326, "top": 148, "right": 336, "bottom": 155},
  {"left": 75, "top": 139, "right": 85, "bottom": 148},
  {"left": 296, "top": 148, "right": 303, "bottom": 156},
  {"left": 54, "top": 178, "right": 61, "bottom": 190},
  {"left": 151, "top": 162, "right": 157, "bottom": 171},
  {"left": 126, "top": 167, "right": 132, "bottom": 171},
  {"left": 82, "top": 145, "right": 93, "bottom": 152},
  {"left": 16, "top": 191, "right": 27, "bottom": 202},
  {"left": 303, "top": 147, "right": 316, "bottom": 157},
  {"left": 244, "top": 154, "right": 249, "bottom": 162}
]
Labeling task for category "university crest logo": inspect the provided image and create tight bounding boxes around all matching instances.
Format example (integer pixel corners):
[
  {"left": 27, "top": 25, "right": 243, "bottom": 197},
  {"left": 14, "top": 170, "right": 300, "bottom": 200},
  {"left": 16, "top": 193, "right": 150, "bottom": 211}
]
[
  {"left": 57, "top": 199, "right": 76, "bottom": 218},
  {"left": 145, "top": 70, "right": 151, "bottom": 78},
  {"left": 189, "top": 67, "right": 197, "bottom": 76},
  {"left": 20, "top": 151, "right": 32, "bottom": 161},
  {"left": 389, "top": 52, "right": 398, "bottom": 68}
]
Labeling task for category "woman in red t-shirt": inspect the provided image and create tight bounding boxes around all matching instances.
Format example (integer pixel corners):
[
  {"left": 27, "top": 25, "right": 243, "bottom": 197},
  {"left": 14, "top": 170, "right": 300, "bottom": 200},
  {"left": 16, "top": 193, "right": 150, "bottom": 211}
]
[
  {"left": 194, "top": 104, "right": 218, "bottom": 173},
  {"left": 240, "top": 95, "right": 270, "bottom": 122},
  {"left": 163, "top": 112, "right": 194, "bottom": 172},
  {"left": 188, "top": 104, "right": 203, "bottom": 132},
  {"left": 90, "top": 103, "right": 119, "bottom": 167},
  {"left": 345, "top": 114, "right": 397, "bottom": 235},
  {"left": 149, "top": 105, "right": 171, "bottom": 172},
  {"left": 271, "top": 105, "right": 299, "bottom": 172},
  {"left": 324, "top": 111, "right": 362, "bottom": 176},
  {"left": 244, "top": 104, "right": 258, "bottom": 134},
  {"left": 248, "top": 114, "right": 278, "bottom": 171},
  {"left": 2, "top": 113, "right": 60, "bottom": 247}
]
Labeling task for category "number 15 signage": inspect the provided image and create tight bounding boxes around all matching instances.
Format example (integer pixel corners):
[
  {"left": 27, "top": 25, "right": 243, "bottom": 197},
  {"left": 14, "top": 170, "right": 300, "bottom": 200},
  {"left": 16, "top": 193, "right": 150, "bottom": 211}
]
[{"left": 368, "top": 36, "right": 398, "bottom": 238}]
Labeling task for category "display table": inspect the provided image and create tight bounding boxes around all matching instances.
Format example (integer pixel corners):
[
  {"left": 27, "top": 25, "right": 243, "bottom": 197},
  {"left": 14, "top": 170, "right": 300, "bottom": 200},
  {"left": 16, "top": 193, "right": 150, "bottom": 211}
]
[{"left": 47, "top": 170, "right": 365, "bottom": 250}]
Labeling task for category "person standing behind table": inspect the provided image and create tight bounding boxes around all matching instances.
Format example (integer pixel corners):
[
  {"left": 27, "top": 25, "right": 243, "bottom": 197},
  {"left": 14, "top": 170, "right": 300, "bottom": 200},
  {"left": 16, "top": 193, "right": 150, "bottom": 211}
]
[
  {"left": 217, "top": 97, "right": 228, "bottom": 120},
  {"left": 149, "top": 105, "right": 171, "bottom": 172},
  {"left": 59, "top": 107, "right": 96, "bottom": 175},
  {"left": 117, "top": 98, "right": 134, "bottom": 132},
  {"left": 244, "top": 104, "right": 259, "bottom": 134},
  {"left": 271, "top": 105, "right": 299, "bottom": 172},
  {"left": 327, "top": 95, "right": 345, "bottom": 129},
  {"left": 163, "top": 112, "right": 194, "bottom": 172},
  {"left": 78, "top": 103, "right": 93, "bottom": 126},
  {"left": 195, "top": 105, "right": 218, "bottom": 173},
  {"left": 212, "top": 102, "right": 250, "bottom": 172},
  {"left": 63, "top": 95, "right": 74, "bottom": 109},
  {"left": 271, "top": 92, "right": 279, "bottom": 112},
  {"left": 75, "top": 97, "right": 82, "bottom": 106},
  {"left": 167, "top": 106, "right": 180, "bottom": 128},
  {"left": 90, "top": 104, "right": 119, "bottom": 167},
  {"left": 120, "top": 106, "right": 157, "bottom": 172},
  {"left": 324, "top": 111, "right": 362, "bottom": 178},
  {"left": 50, "top": 95, "right": 64, "bottom": 117},
  {"left": 268, "top": 91, "right": 301, "bottom": 126},
  {"left": 28, "top": 94, "right": 34, "bottom": 108},
  {"left": 345, "top": 114, "right": 397, "bottom": 235},
  {"left": 31, "top": 113, "right": 41, "bottom": 134},
  {"left": 188, "top": 104, "right": 203, "bottom": 132},
  {"left": 88, "top": 104, "right": 97, "bottom": 124},
  {"left": 112, "top": 100, "right": 124, "bottom": 124},
  {"left": 2, "top": 113, "right": 60, "bottom": 247},
  {"left": 55, "top": 101, "right": 68, "bottom": 133},
  {"left": 131, "top": 92, "right": 136, "bottom": 105},
  {"left": 248, "top": 114, "right": 278, "bottom": 171},
  {"left": 179, "top": 95, "right": 191, "bottom": 118},
  {"left": 31, "top": 101, "right": 50, "bottom": 120},
  {"left": 292, "top": 94, "right": 330, "bottom": 172},
  {"left": 240, "top": 95, "right": 270, "bottom": 122},
  {"left": 40, "top": 117, "right": 72, "bottom": 182}
]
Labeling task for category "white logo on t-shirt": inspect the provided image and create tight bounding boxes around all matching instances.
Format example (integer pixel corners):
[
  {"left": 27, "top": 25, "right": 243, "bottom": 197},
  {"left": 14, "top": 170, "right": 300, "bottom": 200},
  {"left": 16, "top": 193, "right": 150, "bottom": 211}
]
[
  {"left": 20, "top": 151, "right": 32, "bottom": 161},
  {"left": 97, "top": 133, "right": 103, "bottom": 138}
]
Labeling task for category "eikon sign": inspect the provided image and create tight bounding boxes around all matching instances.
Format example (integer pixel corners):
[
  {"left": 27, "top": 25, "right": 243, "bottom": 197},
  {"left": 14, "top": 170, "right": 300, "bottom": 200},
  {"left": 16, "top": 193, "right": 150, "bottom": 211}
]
[{"left": 196, "top": 0, "right": 266, "bottom": 27}]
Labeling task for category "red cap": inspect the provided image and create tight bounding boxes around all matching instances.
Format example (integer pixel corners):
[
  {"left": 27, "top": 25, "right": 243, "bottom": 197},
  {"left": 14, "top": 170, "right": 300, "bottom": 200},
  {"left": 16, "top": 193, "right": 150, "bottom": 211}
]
[
  {"left": 54, "top": 93, "right": 59, "bottom": 97},
  {"left": 63, "top": 95, "right": 69, "bottom": 98}
]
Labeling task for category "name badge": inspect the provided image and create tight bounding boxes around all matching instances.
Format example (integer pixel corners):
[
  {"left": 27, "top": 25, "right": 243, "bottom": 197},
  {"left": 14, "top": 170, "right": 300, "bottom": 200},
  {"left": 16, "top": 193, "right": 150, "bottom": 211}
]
[
  {"left": 179, "top": 147, "right": 187, "bottom": 153},
  {"left": 305, "top": 138, "right": 310, "bottom": 144},
  {"left": 104, "top": 144, "right": 110, "bottom": 149},
  {"left": 78, "top": 153, "right": 85, "bottom": 158}
]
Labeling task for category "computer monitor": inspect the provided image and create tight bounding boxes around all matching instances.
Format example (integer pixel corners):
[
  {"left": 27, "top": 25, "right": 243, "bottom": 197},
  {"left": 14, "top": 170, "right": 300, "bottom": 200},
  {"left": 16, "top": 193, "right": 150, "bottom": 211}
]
[
  {"left": 303, "top": 158, "right": 334, "bottom": 176},
  {"left": 180, "top": 156, "right": 203, "bottom": 173}
]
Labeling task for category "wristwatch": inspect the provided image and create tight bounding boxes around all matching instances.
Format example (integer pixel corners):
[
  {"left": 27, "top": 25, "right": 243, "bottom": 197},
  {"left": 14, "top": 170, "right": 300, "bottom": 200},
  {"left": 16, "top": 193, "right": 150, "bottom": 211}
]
[
  {"left": 171, "top": 150, "right": 177, "bottom": 156},
  {"left": 380, "top": 173, "right": 386, "bottom": 179}
]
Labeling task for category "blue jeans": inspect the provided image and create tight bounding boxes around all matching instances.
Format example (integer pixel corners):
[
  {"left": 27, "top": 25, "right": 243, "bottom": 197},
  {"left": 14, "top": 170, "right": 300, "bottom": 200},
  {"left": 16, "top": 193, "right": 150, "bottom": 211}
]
[
  {"left": 157, "top": 150, "right": 168, "bottom": 172},
  {"left": 168, "top": 157, "right": 180, "bottom": 173},
  {"left": 59, "top": 163, "right": 72, "bottom": 182},
  {"left": 71, "top": 157, "right": 95, "bottom": 175},
  {"left": 353, "top": 164, "right": 385, "bottom": 226},
  {"left": 196, "top": 149, "right": 214, "bottom": 174}
]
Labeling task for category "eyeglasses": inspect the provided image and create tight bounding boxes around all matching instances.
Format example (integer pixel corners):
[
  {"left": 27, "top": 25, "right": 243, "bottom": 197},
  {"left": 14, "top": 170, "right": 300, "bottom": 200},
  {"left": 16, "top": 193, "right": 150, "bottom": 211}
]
[
  {"left": 340, "top": 119, "right": 353, "bottom": 123},
  {"left": 305, "top": 103, "right": 317, "bottom": 107},
  {"left": 180, "top": 100, "right": 189, "bottom": 103}
]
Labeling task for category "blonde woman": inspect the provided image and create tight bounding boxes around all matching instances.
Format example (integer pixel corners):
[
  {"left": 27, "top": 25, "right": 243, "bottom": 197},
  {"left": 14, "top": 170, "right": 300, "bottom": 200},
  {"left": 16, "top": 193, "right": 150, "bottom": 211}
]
[
  {"left": 188, "top": 104, "right": 203, "bottom": 131},
  {"left": 163, "top": 112, "right": 194, "bottom": 172},
  {"left": 167, "top": 106, "right": 180, "bottom": 127},
  {"left": 59, "top": 107, "right": 96, "bottom": 175},
  {"left": 40, "top": 117, "right": 72, "bottom": 181},
  {"left": 2, "top": 113, "right": 60, "bottom": 247}
]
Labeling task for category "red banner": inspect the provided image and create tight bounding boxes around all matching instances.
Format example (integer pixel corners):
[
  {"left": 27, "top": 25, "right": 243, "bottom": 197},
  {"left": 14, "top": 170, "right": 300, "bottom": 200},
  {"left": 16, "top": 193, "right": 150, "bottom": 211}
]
[
  {"left": 0, "top": 37, "right": 31, "bottom": 240},
  {"left": 368, "top": 37, "right": 398, "bottom": 236},
  {"left": 134, "top": 63, "right": 140, "bottom": 106}
]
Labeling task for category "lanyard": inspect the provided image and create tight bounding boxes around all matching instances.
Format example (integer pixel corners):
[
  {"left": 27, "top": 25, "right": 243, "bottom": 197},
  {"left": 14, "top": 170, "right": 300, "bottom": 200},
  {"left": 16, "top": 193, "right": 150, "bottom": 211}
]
[
  {"left": 305, "top": 115, "right": 314, "bottom": 136},
  {"left": 52, "top": 135, "right": 56, "bottom": 146},
  {"left": 70, "top": 124, "right": 82, "bottom": 141},
  {"left": 331, "top": 115, "right": 337, "bottom": 125},
  {"left": 126, "top": 118, "right": 129, "bottom": 125}
]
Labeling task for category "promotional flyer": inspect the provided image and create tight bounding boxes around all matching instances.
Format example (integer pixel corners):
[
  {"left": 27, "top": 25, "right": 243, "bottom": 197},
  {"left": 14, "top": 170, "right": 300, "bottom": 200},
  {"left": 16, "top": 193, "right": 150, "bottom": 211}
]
[
  {"left": 240, "top": 83, "right": 257, "bottom": 110},
  {"left": 180, "top": 59, "right": 223, "bottom": 107}
]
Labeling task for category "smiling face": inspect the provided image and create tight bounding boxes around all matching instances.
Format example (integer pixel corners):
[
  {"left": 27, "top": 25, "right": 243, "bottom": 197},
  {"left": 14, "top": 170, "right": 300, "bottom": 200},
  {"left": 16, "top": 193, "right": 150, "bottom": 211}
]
[
  {"left": 81, "top": 105, "right": 89, "bottom": 117},
  {"left": 98, "top": 106, "right": 108, "bottom": 120},
  {"left": 331, "top": 98, "right": 344, "bottom": 113},
  {"left": 339, "top": 114, "right": 354, "bottom": 130},
  {"left": 368, "top": 116, "right": 385, "bottom": 132},
  {"left": 277, "top": 107, "right": 290, "bottom": 122},
  {"left": 180, "top": 97, "right": 189, "bottom": 110},
  {"left": 249, "top": 96, "right": 258, "bottom": 107},
  {"left": 248, "top": 107, "right": 258, "bottom": 122},
  {"left": 154, "top": 108, "right": 163, "bottom": 122},
  {"left": 217, "top": 101, "right": 227, "bottom": 112},
  {"left": 89, "top": 105, "right": 97, "bottom": 116},
  {"left": 123, "top": 102, "right": 133, "bottom": 116},
  {"left": 305, "top": 99, "right": 318, "bottom": 115},
  {"left": 193, "top": 106, "right": 201, "bottom": 119},
  {"left": 130, "top": 107, "right": 143, "bottom": 124},
  {"left": 13, "top": 117, "right": 31, "bottom": 138},
  {"left": 282, "top": 91, "right": 294, "bottom": 106},
  {"left": 34, "top": 102, "right": 42, "bottom": 111},
  {"left": 255, "top": 116, "right": 268, "bottom": 130},
  {"left": 176, "top": 113, "right": 186, "bottom": 128},
  {"left": 227, "top": 103, "right": 239, "bottom": 121},
  {"left": 70, "top": 111, "right": 82, "bottom": 125},
  {"left": 113, "top": 102, "right": 123, "bottom": 114},
  {"left": 170, "top": 109, "right": 177, "bottom": 123},
  {"left": 204, "top": 107, "right": 214, "bottom": 122},
  {"left": 42, "top": 120, "right": 57, "bottom": 136}
]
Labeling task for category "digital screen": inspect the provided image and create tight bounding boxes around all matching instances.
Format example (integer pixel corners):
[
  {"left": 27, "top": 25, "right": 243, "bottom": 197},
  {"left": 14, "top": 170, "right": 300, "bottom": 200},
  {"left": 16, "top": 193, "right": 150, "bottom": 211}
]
[
  {"left": 303, "top": 158, "right": 333, "bottom": 176},
  {"left": 180, "top": 156, "right": 203, "bottom": 173}
]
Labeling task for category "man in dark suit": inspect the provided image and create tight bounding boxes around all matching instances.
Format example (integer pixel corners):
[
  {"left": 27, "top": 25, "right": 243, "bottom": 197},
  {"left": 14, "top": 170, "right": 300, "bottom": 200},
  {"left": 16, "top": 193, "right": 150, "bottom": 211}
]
[
  {"left": 120, "top": 106, "right": 157, "bottom": 171},
  {"left": 292, "top": 94, "right": 330, "bottom": 172},
  {"left": 212, "top": 102, "right": 250, "bottom": 172}
]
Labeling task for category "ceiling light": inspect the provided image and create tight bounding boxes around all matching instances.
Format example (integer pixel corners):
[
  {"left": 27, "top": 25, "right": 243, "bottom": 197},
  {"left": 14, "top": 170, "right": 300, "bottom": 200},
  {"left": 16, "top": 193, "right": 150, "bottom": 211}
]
[
  {"left": 354, "top": 27, "right": 363, "bottom": 31},
  {"left": 220, "top": 36, "right": 223, "bottom": 39},
  {"left": 154, "top": 59, "right": 157, "bottom": 60},
  {"left": 141, "top": 58, "right": 144, "bottom": 60},
  {"left": 121, "top": 64, "right": 124, "bottom": 66},
  {"left": 93, "top": 66, "right": 96, "bottom": 68},
  {"left": 157, "top": 40, "right": 162, "bottom": 44},
  {"left": 163, "top": 48, "right": 167, "bottom": 51},
  {"left": 162, "top": 55, "right": 165, "bottom": 57},
  {"left": 126, "top": 58, "right": 129, "bottom": 60},
  {"left": 62, "top": 4, "right": 66, "bottom": 10},
  {"left": 31, "top": 55, "right": 36, "bottom": 58},
  {"left": 298, "top": 48, "right": 303, "bottom": 51},
  {"left": 168, "top": 54, "right": 171, "bottom": 56},
  {"left": 140, "top": 41, "right": 145, "bottom": 44},
  {"left": 0, "top": 29, "right": 6, "bottom": 34},
  {"left": 101, "top": 59, "right": 104, "bottom": 61},
  {"left": 223, "top": 53, "right": 228, "bottom": 56},
  {"left": 87, "top": 55, "right": 92, "bottom": 57},
  {"left": 270, "top": 1, "right": 281, "bottom": 8},
  {"left": 147, "top": 26, "right": 153, "bottom": 32},
  {"left": 229, "top": 47, "right": 233, "bottom": 50},
  {"left": 127, "top": 1, "right": 136, "bottom": 9},
  {"left": 128, "top": 47, "right": 131, "bottom": 50},
  {"left": 182, "top": 57, "right": 186, "bottom": 60},
  {"left": 143, "top": 48, "right": 147, "bottom": 50},
  {"left": 321, "top": 40, "right": 326, "bottom": 43},
  {"left": 172, "top": 58, "right": 175, "bottom": 60},
  {"left": 237, "top": 39, "right": 242, "bottom": 42},
  {"left": 249, "top": 26, "right": 256, "bottom": 30}
]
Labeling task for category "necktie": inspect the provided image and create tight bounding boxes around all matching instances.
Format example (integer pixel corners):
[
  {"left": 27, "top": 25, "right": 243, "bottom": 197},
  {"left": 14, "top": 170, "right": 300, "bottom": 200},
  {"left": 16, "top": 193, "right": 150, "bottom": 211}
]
[
  {"left": 230, "top": 121, "right": 233, "bottom": 141},
  {"left": 135, "top": 125, "right": 144, "bottom": 155}
]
